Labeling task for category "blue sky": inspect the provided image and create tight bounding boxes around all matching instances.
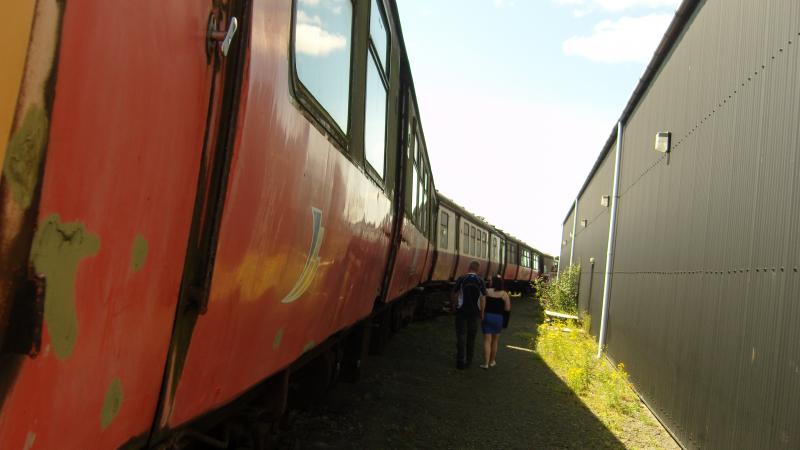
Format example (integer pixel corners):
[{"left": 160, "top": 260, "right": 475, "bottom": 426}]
[{"left": 396, "top": 0, "right": 679, "bottom": 255}]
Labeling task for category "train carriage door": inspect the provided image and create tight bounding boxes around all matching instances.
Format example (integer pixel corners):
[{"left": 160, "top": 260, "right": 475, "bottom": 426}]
[
  {"left": 0, "top": 1, "right": 249, "bottom": 448},
  {"left": 151, "top": 0, "right": 250, "bottom": 440}
]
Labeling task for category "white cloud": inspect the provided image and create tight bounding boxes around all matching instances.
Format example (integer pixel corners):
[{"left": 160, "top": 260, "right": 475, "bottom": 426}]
[
  {"left": 295, "top": 21, "right": 347, "bottom": 56},
  {"left": 554, "top": 0, "right": 678, "bottom": 15},
  {"left": 297, "top": 11, "right": 322, "bottom": 26},
  {"left": 493, "top": 0, "right": 516, "bottom": 8},
  {"left": 594, "top": 0, "right": 679, "bottom": 11},
  {"left": 299, "top": 0, "right": 320, "bottom": 5},
  {"left": 562, "top": 14, "right": 672, "bottom": 63}
]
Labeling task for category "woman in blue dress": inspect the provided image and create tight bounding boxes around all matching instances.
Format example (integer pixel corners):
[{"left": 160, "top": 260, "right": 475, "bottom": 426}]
[{"left": 479, "top": 274, "right": 511, "bottom": 369}]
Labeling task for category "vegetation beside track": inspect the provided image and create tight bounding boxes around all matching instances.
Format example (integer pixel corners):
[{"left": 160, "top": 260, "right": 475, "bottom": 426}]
[
  {"left": 535, "top": 265, "right": 580, "bottom": 315},
  {"left": 533, "top": 318, "right": 678, "bottom": 449}
]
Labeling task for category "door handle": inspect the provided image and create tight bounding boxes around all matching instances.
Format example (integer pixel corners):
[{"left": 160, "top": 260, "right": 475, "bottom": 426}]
[{"left": 207, "top": 16, "right": 239, "bottom": 57}]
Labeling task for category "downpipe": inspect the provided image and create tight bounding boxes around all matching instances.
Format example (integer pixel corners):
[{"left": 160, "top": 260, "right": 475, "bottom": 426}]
[
  {"left": 569, "top": 197, "right": 578, "bottom": 267},
  {"left": 597, "top": 121, "right": 623, "bottom": 359}
]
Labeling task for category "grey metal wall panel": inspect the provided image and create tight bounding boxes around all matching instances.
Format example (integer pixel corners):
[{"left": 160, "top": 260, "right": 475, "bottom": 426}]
[
  {"left": 559, "top": 210, "right": 575, "bottom": 269},
  {"left": 571, "top": 146, "right": 614, "bottom": 332},
  {"left": 566, "top": 0, "right": 800, "bottom": 447}
]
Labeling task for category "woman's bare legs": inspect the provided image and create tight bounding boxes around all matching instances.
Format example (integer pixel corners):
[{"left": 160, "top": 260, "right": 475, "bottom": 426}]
[
  {"left": 483, "top": 334, "right": 492, "bottom": 367},
  {"left": 490, "top": 335, "right": 500, "bottom": 365}
]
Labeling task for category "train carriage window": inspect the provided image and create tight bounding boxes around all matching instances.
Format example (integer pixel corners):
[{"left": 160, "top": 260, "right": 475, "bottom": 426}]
[
  {"left": 482, "top": 232, "right": 487, "bottom": 259},
  {"left": 411, "top": 165, "right": 418, "bottom": 220},
  {"left": 491, "top": 237, "right": 497, "bottom": 260},
  {"left": 462, "top": 223, "right": 469, "bottom": 254},
  {"left": 293, "top": 0, "right": 353, "bottom": 134},
  {"left": 421, "top": 171, "right": 428, "bottom": 232},
  {"left": 370, "top": 0, "right": 389, "bottom": 72},
  {"left": 440, "top": 211, "right": 449, "bottom": 249},
  {"left": 470, "top": 226, "right": 476, "bottom": 256},
  {"left": 533, "top": 254, "right": 540, "bottom": 272},
  {"left": 364, "top": 0, "right": 390, "bottom": 179},
  {"left": 364, "top": 57, "right": 387, "bottom": 178}
]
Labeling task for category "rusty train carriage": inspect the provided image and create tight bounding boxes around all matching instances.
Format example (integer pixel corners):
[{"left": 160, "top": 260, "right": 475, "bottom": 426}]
[
  {"left": 431, "top": 194, "right": 548, "bottom": 292},
  {"left": 0, "top": 1, "right": 550, "bottom": 448}
]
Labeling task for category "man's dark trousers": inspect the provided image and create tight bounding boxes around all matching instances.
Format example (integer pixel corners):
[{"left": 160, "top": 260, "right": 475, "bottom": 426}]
[{"left": 455, "top": 312, "right": 479, "bottom": 368}]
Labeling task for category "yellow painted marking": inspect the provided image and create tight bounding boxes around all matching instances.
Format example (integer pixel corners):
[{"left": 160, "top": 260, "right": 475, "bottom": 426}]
[{"left": 282, "top": 207, "right": 325, "bottom": 303}]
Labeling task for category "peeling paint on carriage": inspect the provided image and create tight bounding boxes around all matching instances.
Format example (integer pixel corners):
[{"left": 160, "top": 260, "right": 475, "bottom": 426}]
[
  {"left": 22, "top": 432, "right": 35, "bottom": 450},
  {"left": 273, "top": 327, "right": 284, "bottom": 349},
  {"left": 30, "top": 214, "right": 100, "bottom": 360},
  {"left": 3, "top": 106, "right": 48, "bottom": 210},
  {"left": 0, "top": 0, "right": 63, "bottom": 355},
  {"left": 130, "top": 234, "right": 148, "bottom": 273},
  {"left": 101, "top": 377, "right": 124, "bottom": 430}
]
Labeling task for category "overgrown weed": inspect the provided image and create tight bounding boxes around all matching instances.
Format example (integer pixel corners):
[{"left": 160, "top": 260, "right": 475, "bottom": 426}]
[
  {"left": 533, "top": 318, "right": 672, "bottom": 448},
  {"left": 535, "top": 265, "right": 580, "bottom": 315}
]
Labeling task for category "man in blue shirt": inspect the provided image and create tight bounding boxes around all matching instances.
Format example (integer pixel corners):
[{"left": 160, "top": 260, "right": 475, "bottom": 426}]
[{"left": 452, "top": 261, "right": 486, "bottom": 369}]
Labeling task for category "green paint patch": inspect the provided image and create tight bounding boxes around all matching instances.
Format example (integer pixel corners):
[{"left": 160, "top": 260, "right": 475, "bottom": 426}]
[
  {"left": 273, "top": 327, "right": 284, "bottom": 350},
  {"left": 23, "top": 432, "right": 35, "bottom": 450},
  {"left": 130, "top": 234, "right": 148, "bottom": 273},
  {"left": 101, "top": 378, "right": 124, "bottom": 430},
  {"left": 30, "top": 214, "right": 100, "bottom": 360},
  {"left": 302, "top": 341, "right": 315, "bottom": 353},
  {"left": 4, "top": 106, "right": 48, "bottom": 209}
]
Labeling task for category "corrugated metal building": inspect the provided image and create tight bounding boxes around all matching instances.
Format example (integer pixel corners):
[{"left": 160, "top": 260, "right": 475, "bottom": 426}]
[{"left": 559, "top": 1, "right": 800, "bottom": 448}]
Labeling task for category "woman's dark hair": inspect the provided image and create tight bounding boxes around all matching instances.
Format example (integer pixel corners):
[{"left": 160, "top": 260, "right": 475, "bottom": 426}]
[{"left": 491, "top": 274, "right": 504, "bottom": 291}]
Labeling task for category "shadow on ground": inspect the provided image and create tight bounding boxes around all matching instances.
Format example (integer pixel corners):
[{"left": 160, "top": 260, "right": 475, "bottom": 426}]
[{"left": 281, "top": 295, "right": 624, "bottom": 449}]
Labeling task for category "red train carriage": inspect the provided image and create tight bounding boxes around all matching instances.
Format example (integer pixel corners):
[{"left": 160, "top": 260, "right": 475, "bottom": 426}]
[
  {"left": 503, "top": 238, "right": 521, "bottom": 283},
  {"left": 486, "top": 228, "right": 506, "bottom": 279},
  {"left": 430, "top": 194, "right": 492, "bottom": 283},
  {"left": 430, "top": 200, "right": 458, "bottom": 282},
  {"left": 0, "top": 0, "right": 438, "bottom": 448}
]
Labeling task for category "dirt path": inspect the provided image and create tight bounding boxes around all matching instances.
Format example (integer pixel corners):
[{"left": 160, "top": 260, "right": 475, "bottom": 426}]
[{"left": 282, "top": 296, "right": 629, "bottom": 449}]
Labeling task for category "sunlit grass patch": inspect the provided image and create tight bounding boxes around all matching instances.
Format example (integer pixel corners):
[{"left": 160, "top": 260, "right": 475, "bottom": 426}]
[{"left": 533, "top": 317, "right": 677, "bottom": 449}]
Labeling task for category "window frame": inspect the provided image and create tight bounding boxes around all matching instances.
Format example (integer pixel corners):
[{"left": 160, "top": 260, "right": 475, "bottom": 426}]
[
  {"left": 440, "top": 211, "right": 449, "bottom": 249},
  {"left": 364, "top": 0, "right": 391, "bottom": 182},
  {"left": 363, "top": 52, "right": 389, "bottom": 181},
  {"left": 470, "top": 226, "right": 476, "bottom": 256},
  {"left": 288, "top": 0, "right": 356, "bottom": 151}
]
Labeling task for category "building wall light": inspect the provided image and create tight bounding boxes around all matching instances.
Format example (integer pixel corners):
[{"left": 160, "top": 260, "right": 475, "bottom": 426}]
[{"left": 655, "top": 131, "right": 671, "bottom": 153}]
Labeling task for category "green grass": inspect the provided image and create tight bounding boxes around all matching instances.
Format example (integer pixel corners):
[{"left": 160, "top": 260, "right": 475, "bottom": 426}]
[{"left": 532, "top": 317, "right": 677, "bottom": 449}]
